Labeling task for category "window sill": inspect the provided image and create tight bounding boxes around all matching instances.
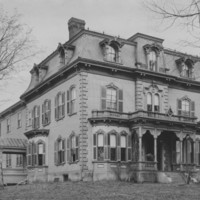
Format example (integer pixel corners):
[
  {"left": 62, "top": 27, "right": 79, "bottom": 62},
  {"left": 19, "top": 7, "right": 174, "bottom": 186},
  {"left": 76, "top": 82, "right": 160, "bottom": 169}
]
[
  {"left": 68, "top": 161, "right": 79, "bottom": 165},
  {"left": 55, "top": 162, "right": 65, "bottom": 166},
  {"left": 42, "top": 122, "right": 51, "bottom": 127},
  {"left": 92, "top": 160, "right": 131, "bottom": 164},
  {"left": 55, "top": 115, "right": 65, "bottom": 122},
  {"left": 68, "top": 112, "right": 77, "bottom": 117},
  {"left": 103, "top": 58, "right": 123, "bottom": 65},
  {"left": 27, "top": 165, "right": 48, "bottom": 169}
]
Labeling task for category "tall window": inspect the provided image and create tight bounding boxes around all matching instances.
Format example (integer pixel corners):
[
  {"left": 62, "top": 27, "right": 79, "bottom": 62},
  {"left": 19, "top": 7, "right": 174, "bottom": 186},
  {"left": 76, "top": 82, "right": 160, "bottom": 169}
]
[
  {"left": 121, "top": 135, "right": 126, "bottom": 161},
  {"left": 55, "top": 92, "right": 65, "bottom": 120},
  {"left": 154, "top": 94, "right": 160, "bottom": 112},
  {"left": 16, "top": 154, "right": 23, "bottom": 167},
  {"left": 17, "top": 112, "right": 22, "bottom": 128},
  {"left": 196, "top": 141, "right": 200, "bottom": 166},
  {"left": 7, "top": 118, "right": 11, "bottom": 133},
  {"left": 148, "top": 51, "right": 157, "bottom": 71},
  {"left": 101, "top": 85, "right": 123, "bottom": 112},
  {"left": 147, "top": 93, "right": 152, "bottom": 112},
  {"left": 110, "top": 134, "right": 117, "bottom": 161},
  {"left": 38, "top": 142, "right": 45, "bottom": 166},
  {"left": 32, "top": 106, "right": 40, "bottom": 129},
  {"left": 42, "top": 100, "right": 51, "bottom": 125},
  {"left": 107, "top": 46, "right": 117, "bottom": 62},
  {"left": 55, "top": 138, "right": 65, "bottom": 165},
  {"left": 177, "top": 97, "right": 195, "bottom": 117},
  {"left": 67, "top": 86, "right": 76, "bottom": 115},
  {"left": 97, "top": 133, "right": 104, "bottom": 161},
  {"left": 182, "top": 64, "right": 189, "bottom": 78},
  {"left": 183, "top": 137, "right": 193, "bottom": 164},
  {"left": 6, "top": 154, "right": 11, "bottom": 168}
]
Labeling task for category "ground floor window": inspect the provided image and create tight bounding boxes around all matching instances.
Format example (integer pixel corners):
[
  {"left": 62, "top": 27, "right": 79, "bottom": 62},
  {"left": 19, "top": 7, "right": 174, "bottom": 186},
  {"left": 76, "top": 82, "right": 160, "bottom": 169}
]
[
  {"left": 121, "top": 135, "right": 126, "bottom": 161},
  {"left": 6, "top": 154, "right": 11, "bottom": 168},
  {"left": 16, "top": 154, "right": 23, "bottom": 167},
  {"left": 55, "top": 138, "right": 65, "bottom": 165}
]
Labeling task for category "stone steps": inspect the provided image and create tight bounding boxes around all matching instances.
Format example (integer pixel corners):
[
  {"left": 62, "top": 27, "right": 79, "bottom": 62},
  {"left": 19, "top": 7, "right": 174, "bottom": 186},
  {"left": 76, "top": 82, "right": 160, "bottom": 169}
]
[{"left": 164, "top": 172, "right": 186, "bottom": 184}]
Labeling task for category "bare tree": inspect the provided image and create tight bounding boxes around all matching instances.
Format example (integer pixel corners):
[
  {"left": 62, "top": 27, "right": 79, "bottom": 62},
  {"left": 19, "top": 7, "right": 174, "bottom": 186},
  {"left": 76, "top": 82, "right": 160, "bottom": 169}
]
[
  {"left": 0, "top": 7, "right": 38, "bottom": 80},
  {"left": 145, "top": 0, "right": 200, "bottom": 47}
]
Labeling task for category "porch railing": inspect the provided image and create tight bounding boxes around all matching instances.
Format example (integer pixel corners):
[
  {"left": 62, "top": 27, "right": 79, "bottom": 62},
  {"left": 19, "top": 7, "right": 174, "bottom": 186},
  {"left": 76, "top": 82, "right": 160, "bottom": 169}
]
[
  {"left": 130, "top": 161, "right": 157, "bottom": 171},
  {"left": 91, "top": 110, "right": 197, "bottom": 124}
]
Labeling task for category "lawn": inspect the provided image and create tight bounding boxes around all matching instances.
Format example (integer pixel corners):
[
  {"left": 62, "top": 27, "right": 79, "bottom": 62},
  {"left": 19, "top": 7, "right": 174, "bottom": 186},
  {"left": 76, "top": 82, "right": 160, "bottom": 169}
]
[{"left": 0, "top": 181, "right": 200, "bottom": 200}]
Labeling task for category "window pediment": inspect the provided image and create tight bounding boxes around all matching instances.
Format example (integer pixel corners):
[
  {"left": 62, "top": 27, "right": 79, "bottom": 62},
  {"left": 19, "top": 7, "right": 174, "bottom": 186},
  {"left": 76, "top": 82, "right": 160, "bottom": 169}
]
[
  {"left": 143, "top": 43, "right": 163, "bottom": 56},
  {"left": 143, "top": 83, "right": 163, "bottom": 95},
  {"left": 99, "top": 38, "right": 124, "bottom": 49}
]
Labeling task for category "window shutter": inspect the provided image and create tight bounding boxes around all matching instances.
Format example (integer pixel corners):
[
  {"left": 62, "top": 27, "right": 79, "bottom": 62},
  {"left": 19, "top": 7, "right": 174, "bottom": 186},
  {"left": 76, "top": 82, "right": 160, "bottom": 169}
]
[
  {"left": 48, "top": 100, "right": 51, "bottom": 123},
  {"left": 37, "top": 106, "right": 40, "bottom": 128},
  {"left": 104, "top": 133, "right": 108, "bottom": 160},
  {"left": 67, "top": 138, "right": 70, "bottom": 163},
  {"left": 42, "top": 103, "right": 44, "bottom": 125},
  {"left": 107, "top": 133, "right": 110, "bottom": 160},
  {"left": 67, "top": 90, "right": 70, "bottom": 115},
  {"left": 35, "top": 142, "right": 38, "bottom": 166},
  {"left": 177, "top": 99, "right": 182, "bottom": 116},
  {"left": 55, "top": 96, "right": 58, "bottom": 120},
  {"left": 63, "top": 139, "right": 66, "bottom": 163},
  {"left": 27, "top": 143, "right": 30, "bottom": 166},
  {"left": 118, "top": 89, "right": 123, "bottom": 112},
  {"left": 127, "top": 134, "right": 132, "bottom": 161},
  {"left": 190, "top": 101, "right": 195, "bottom": 117},
  {"left": 54, "top": 141, "right": 58, "bottom": 165},
  {"left": 93, "top": 134, "right": 97, "bottom": 160},
  {"left": 75, "top": 136, "right": 79, "bottom": 161},
  {"left": 32, "top": 109, "right": 34, "bottom": 129},
  {"left": 117, "top": 133, "right": 121, "bottom": 161},
  {"left": 43, "top": 143, "right": 46, "bottom": 165},
  {"left": 101, "top": 86, "right": 106, "bottom": 110},
  {"left": 62, "top": 92, "right": 65, "bottom": 117}
]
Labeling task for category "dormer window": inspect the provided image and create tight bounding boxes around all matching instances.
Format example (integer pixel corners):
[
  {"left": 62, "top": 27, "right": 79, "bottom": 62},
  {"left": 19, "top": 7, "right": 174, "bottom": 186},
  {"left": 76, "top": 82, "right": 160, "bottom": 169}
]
[
  {"left": 143, "top": 43, "right": 163, "bottom": 72},
  {"left": 100, "top": 38, "right": 124, "bottom": 64},
  {"left": 176, "top": 57, "right": 195, "bottom": 79}
]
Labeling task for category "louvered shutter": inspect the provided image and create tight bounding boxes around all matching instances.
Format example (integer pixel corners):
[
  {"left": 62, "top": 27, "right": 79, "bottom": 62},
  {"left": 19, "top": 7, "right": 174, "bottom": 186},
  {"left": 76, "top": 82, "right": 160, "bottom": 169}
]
[
  {"left": 107, "top": 133, "right": 110, "bottom": 160},
  {"left": 67, "top": 90, "right": 70, "bottom": 115},
  {"left": 37, "top": 106, "right": 40, "bottom": 128},
  {"left": 127, "top": 134, "right": 132, "bottom": 161},
  {"left": 93, "top": 134, "right": 97, "bottom": 160},
  {"left": 118, "top": 89, "right": 123, "bottom": 112},
  {"left": 177, "top": 99, "right": 182, "bottom": 116},
  {"left": 48, "top": 100, "right": 51, "bottom": 123},
  {"left": 190, "top": 101, "right": 195, "bottom": 117},
  {"left": 27, "top": 143, "right": 30, "bottom": 166},
  {"left": 117, "top": 133, "right": 121, "bottom": 161},
  {"left": 42, "top": 103, "right": 44, "bottom": 125},
  {"left": 62, "top": 92, "right": 65, "bottom": 117},
  {"left": 104, "top": 133, "right": 108, "bottom": 160},
  {"left": 63, "top": 139, "right": 66, "bottom": 163},
  {"left": 32, "top": 109, "right": 34, "bottom": 129},
  {"left": 54, "top": 141, "right": 58, "bottom": 165},
  {"left": 55, "top": 96, "right": 58, "bottom": 120},
  {"left": 43, "top": 143, "right": 46, "bottom": 165},
  {"left": 75, "top": 136, "right": 79, "bottom": 161},
  {"left": 101, "top": 86, "right": 106, "bottom": 110},
  {"left": 35, "top": 142, "right": 38, "bottom": 166},
  {"left": 67, "top": 138, "right": 70, "bottom": 163}
]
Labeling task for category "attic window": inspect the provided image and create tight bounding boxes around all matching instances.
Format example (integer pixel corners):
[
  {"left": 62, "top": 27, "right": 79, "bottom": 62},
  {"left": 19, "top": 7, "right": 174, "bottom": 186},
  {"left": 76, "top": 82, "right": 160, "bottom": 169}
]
[
  {"left": 176, "top": 57, "right": 195, "bottom": 79},
  {"left": 100, "top": 38, "right": 124, "bottom": 64},
  {"left": 143, "top": 43, "right": 163, "bottom": 72}
]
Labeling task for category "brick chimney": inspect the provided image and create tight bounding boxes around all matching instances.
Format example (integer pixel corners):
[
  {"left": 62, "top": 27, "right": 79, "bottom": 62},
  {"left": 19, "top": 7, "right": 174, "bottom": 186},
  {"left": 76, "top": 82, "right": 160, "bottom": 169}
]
[{"left": 68, "top": 17, "right": 85, "bottom": 39}]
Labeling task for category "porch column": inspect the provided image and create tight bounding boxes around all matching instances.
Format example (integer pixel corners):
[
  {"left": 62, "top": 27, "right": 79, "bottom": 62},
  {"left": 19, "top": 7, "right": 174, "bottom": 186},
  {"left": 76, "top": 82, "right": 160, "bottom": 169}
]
[
  {"left": 180, "top": 139, "right": 183, "bottom": 171},
  {"left": 154, "top": 136, "right": 157, "bottom": 163}
]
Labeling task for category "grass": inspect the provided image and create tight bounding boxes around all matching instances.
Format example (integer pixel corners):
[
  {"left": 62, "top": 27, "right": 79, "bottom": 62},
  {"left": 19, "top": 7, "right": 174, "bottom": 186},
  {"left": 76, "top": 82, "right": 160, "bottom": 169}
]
[{"left": 0, "top": 181, "right": 200, "bottom": 200}]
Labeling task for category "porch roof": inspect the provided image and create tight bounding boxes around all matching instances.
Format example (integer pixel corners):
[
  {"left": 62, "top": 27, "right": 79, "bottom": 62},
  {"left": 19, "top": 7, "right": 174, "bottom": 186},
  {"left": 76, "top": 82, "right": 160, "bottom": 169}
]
[{"left": 0, "top": 138, "right": 27, "bottom": 153}]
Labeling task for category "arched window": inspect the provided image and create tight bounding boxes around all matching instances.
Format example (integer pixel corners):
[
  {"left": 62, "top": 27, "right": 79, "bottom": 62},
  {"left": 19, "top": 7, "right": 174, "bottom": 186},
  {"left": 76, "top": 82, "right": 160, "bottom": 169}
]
[
  {"left": 121, "top": 135, "right": 126, "bottom": 161},
  {"left": 110, "top": 134, "right": 117, "bottom": 161},
  {"left": 55, "top": 92, "right": 65, "bottom": 120},
  {"left": 97, "top": 133, "right": 104, "bottom": 161},
  {"left": 154, "top": 94, "right": 160, "bottom": 112},
  {"left": 107, "top": 46, "right": 117, "bottom": 62},
  {"left": 182, "top": 64, "right": 189, "bottom": 77},
  {"left": 177, "top": 97, "right": 195, "bottom": 117},
  {"left": 148, "top": 51, "right": 157, "bottom": 71},
  {"left": 147, "top": 93, "right": 152, "bottom": 112},
  {"left": 67, "top": 86, "right": 76, "bottom": 115},
  {"left": 54, "top": 137, "right": 65, "bottom": 165},
  {"left": 183, "top": 136, "right": 193, "bottom": 164},
  {"left": 182, "top": 99, "right": 190, "bottom": 116}
]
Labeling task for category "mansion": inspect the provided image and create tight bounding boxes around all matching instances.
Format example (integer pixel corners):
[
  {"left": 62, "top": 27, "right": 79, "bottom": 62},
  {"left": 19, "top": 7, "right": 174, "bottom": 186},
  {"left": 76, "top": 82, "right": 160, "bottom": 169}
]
[{"left": 1, "top": 17, "right": 200, "bottom": 184}]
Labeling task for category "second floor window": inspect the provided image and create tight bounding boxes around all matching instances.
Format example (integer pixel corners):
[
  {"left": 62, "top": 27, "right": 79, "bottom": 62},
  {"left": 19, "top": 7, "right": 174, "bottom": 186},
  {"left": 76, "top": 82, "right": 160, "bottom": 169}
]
[
  {"left": 17, "top": 112, "right": 22, "bottom": 128},
  {"left": 67, "top": 86, "right": 76, "bottom": 115},
  {"left": 32, "top": 106, "right": 40, "bottom": 129},
  {"left": 177, "top": 97, "right": 195, "bottom": 117},
  {"left": 55, "top": 92, "right": 65, "bottom": 120},
  {"left": 147, "top": 93, "right": 160, "bottom": 112},
  {"left": 42, "top": 100, "right": 51, "bottom": 126},
  {"left": 7, "top": 118, "right": 11, "bottom": 133},
  {"left": 101, "top": 85, "right": 123, "bottom": 112}
]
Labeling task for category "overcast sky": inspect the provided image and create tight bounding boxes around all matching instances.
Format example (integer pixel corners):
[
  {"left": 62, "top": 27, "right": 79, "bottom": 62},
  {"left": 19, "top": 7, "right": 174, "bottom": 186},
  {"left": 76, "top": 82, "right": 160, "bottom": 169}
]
[{"left": 0, "top": 0, "right": 198, "bottom": 112}]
